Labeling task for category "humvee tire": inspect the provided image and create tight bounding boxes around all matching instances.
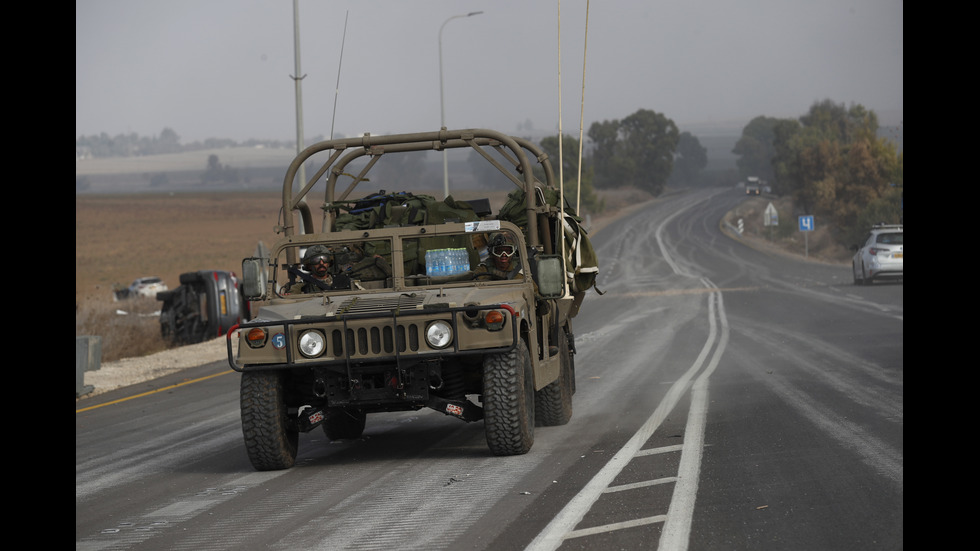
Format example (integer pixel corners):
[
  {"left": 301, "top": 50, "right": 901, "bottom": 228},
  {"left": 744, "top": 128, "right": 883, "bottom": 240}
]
[
  {"left": 535, "top": 329, "right": 573, "bottom": 426},
  {"left": 483, "top": 340, "right": 535, "bottom": 455},
  {"left": 241, "top": 370, "right": 298, "bottom": 470},
  {"left": 322, "top": 409, "right": 367, "bottom": 441}
]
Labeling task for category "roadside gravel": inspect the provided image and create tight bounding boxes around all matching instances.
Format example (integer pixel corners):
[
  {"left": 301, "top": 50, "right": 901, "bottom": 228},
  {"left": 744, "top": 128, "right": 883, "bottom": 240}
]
[{"left": 78, "top": 337, "right": 236, "bottom": 400}]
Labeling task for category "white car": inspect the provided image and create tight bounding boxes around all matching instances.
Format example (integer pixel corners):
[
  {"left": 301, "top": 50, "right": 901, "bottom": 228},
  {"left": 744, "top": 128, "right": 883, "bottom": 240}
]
[
  {"left": 852, "top": 224, "right": 903, "bottom": 285},
  {"left": 115, "top": 276, "right": 169, "bottom": 300}
]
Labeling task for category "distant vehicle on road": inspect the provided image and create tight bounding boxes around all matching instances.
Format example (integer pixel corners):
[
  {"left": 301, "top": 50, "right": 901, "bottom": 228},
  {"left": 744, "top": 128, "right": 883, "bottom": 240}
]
[
  {"left": 745, "top": 184, "right": 760, "bottom": 195},
  {"left": 852, "top": 224, "right": 903, "bottom": 285},
  {"left": 114, "top": 276, "right": 168, "bottom": 301}
]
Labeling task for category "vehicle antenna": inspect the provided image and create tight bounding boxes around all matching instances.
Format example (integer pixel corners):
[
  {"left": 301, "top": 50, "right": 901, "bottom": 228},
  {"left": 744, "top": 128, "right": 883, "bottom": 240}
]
[
  {"left": 330, "top": 10, "right": 349, "bottom": 140},
  {"left": 576, "top": 1, "right": 591, "bottom": 214}
]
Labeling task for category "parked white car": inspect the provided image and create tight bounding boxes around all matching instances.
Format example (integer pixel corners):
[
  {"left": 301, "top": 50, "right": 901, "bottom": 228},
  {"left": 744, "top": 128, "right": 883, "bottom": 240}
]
[{"left": 852, "top": 224, "right": 903, "bottom": 285}]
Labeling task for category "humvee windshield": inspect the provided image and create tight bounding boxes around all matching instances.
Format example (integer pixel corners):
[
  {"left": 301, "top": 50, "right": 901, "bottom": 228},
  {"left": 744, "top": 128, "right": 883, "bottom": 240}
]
[{"left": 271, "top": 227, "right": 524, "bottom": 297}]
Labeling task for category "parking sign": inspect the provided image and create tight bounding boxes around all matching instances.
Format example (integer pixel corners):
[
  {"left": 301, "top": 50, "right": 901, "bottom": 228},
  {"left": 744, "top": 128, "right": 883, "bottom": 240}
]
[{"left": 798, "top": 215, "right": 814, "bottom": 232}]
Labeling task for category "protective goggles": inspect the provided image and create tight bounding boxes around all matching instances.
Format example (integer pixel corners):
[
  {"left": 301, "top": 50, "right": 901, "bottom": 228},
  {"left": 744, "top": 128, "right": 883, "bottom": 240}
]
[
  {"left": 491, "top": 245, "right": 515, "bottom": 258},
  {"left": 308, "top": 255, "right": 332, "bottom": 266}
]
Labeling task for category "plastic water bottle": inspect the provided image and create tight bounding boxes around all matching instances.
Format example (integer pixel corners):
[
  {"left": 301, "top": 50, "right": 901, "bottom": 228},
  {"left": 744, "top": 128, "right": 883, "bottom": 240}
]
[
  {"left": 446, "top": 249, "right": 456, "bottom": 275},
  {"left": 444, "top": 249, "right": 455, "bottom": 275},
  {"left": 425, "top": 250, "right": 435, "bottom": 276},
  {"left": 432, "top": 249, "right": 446, "bottom": 277}
]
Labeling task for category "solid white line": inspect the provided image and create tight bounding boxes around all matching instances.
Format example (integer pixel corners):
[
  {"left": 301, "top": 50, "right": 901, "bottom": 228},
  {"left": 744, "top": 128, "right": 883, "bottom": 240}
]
[
  {"left": 524, "top": 282, "right": 722, "bottom": 551},
  {"left": 659, "top": 282, "right": 728, "bottom": 550}
]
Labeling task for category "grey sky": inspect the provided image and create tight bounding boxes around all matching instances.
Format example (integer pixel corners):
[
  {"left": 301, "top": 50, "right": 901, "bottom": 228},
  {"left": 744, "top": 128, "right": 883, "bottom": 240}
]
[{"left": 75, "top": 0, "right": 903, "bottom": 143}]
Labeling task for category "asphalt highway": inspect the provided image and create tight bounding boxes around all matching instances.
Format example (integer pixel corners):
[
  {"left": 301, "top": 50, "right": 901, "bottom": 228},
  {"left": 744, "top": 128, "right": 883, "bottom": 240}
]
[{"left": 76, "top": 187, "right": 902, "bottom": 550}]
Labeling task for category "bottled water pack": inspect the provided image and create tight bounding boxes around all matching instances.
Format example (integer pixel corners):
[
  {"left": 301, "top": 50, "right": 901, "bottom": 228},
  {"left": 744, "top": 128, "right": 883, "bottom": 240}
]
[{"left": 425, "top": 248, "right": 470, "bottom": 276}]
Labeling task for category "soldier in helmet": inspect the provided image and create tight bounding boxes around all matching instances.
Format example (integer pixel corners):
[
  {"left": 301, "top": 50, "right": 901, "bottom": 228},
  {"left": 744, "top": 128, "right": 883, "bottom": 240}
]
[
  {"left": 475, "top": 232, "right": 524, "bottom": 280},
  {"left": 286, "top": 244, "right": 334, "bottom": 293}
]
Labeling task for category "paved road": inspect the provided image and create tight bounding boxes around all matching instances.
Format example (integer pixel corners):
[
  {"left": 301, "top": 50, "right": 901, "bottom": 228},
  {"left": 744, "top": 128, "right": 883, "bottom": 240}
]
[{"left": 76, "top": 187, "right": 902, "bottom": 550}]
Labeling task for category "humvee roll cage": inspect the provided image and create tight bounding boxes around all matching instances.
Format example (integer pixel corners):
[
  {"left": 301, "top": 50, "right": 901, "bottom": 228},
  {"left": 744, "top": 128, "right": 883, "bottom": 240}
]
[{"left": 281, "top": 128, "right": 559, "bottom": 266}]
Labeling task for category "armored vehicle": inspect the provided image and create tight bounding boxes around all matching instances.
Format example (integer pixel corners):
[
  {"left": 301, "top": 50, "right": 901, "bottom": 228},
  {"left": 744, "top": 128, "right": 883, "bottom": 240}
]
[{"left": 228, "top": 128, "right": 598, "bottom": 471}]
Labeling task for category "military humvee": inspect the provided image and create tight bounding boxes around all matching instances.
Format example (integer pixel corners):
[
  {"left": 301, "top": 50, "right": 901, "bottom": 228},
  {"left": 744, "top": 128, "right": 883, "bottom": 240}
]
[{"left": 228, "top": 128, "right": 598, "bottom": 471}]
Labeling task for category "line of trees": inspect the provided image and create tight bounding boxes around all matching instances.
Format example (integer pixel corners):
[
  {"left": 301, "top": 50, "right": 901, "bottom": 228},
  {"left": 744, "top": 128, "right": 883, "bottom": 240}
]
[
  {"left": 75, "top": 128, "right": 295, "bottom": 159},
  {"left": 733, "top": 99, "right": 903, "bottom": 244},
  {"left": 533, "top": 108, "right": 708, "bottom": 213}
]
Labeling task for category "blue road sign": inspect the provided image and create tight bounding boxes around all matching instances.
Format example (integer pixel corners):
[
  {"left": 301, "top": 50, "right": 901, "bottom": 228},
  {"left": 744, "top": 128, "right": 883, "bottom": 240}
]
[{"left": 798, "top": 215, "right": 814, "bottom": 232}]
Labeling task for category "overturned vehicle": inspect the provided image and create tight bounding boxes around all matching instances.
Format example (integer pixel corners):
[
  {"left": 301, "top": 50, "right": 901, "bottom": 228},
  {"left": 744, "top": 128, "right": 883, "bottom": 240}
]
[
  {"left": 229, "top": 129, "right": 600, "bottom": 470},
  {"left": 158, "top": 270, "right": 244, "bottom": 345}
]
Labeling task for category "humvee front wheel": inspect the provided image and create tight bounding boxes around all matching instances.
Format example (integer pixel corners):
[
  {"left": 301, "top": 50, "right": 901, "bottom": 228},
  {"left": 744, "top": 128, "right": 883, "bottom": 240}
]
[
  {"left": 483, "top": 340, "right": 535, "bottom": 455},
  {"left": 241, "top": 370, "right": 298, "bottom": 470}
]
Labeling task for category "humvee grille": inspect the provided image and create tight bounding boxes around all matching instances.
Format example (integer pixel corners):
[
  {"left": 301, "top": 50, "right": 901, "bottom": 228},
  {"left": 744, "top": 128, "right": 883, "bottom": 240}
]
[{"left": 330, "top": 324, "right": 422, "bottom": 356}]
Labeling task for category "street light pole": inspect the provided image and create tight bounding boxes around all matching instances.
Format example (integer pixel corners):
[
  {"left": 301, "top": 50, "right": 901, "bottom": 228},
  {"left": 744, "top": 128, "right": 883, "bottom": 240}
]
[
  {"left": 291, "top": 0, "right": 307, "bottom": 232},
  {"left": 439, "top": 11, "right": 483, "bottom": 199}
]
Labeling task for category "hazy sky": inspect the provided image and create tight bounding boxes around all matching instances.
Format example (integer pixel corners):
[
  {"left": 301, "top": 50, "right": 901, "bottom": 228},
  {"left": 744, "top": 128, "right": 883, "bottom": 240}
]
[{"left": 76, "top": 0, "right": 903, "bottom": 143}]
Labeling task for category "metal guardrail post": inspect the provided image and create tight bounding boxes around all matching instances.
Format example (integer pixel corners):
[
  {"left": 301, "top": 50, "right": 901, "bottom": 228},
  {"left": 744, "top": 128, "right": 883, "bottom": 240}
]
[{"left": 76, "top": 336, "right": 103, "bottom": 398}]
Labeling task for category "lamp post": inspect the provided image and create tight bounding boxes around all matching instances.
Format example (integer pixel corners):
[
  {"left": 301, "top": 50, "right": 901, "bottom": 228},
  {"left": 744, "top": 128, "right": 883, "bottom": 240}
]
[{"left": 439, "top": 11, "right": 483, "bottom": 199}]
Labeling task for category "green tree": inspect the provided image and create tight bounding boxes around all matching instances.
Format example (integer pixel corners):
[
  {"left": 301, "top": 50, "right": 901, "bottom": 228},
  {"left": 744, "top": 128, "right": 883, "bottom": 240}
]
[
  {"left": 203, "top": 154, "right": 239, "bottom": 184},
  {"left": 670, "top": 131, "right": 708, "bottom": 186},
  {"left": 771, "top": 99, "right": 901, "bottom": 241},
  {"left": 587, "top": 109, "right": 678, "bottom": 195},
  {"left": 587, "top": 119, "right": 624, "bottom": 188},
  {"left": 733, "top": 116, "right": 781, "bottom": 183},
  {"left": 618, "top": 109, "right": 679, "bottom": 195},
  {"left": 539, "top": 134, "right": 603, "bottom": 214}
]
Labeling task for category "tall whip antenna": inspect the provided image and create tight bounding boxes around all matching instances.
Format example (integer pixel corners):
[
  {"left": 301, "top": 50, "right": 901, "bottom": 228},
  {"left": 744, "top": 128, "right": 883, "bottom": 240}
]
[
  {"left": 330, "top": 10, "right": 349, "bottom": 139},
  {"left": 557, "top": 1, "right": 566, "bottom": 267},
  {"left": 576, "top": 1, "right": 590, "bottom": 213}
]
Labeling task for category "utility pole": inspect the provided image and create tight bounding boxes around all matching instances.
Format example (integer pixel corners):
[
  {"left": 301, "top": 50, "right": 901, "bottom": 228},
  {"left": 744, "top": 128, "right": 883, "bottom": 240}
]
[{"left": 291, "top": 0, "right": 306, "bottom": 232}]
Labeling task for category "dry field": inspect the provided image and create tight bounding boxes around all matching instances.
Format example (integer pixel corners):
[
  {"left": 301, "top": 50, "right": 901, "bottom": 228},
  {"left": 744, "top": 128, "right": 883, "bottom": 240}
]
[
  {"left": 76, "top": 191, "right": 285, "bottom": 361},
  {"left": 76, "top": 192, "right": 284, "bottom": 303}
]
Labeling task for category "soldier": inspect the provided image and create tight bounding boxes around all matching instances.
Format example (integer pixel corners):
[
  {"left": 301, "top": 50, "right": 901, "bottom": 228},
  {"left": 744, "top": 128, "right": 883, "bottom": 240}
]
[
  {"left": 286, "top": 245, "right": 334, "bottom": 293},
  {"left": 475, "top": 232, "right": 524, "bottom": 280}
]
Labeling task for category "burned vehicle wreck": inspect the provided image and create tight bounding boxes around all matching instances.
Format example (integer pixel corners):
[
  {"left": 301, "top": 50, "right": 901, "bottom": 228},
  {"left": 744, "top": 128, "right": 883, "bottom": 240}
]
[{"left": 228, "top": 129, "right": 599, "bottom": 470}]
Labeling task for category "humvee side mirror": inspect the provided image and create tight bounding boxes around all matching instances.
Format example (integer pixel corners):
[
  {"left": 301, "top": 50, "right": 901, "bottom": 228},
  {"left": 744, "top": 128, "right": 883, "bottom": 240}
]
[
  {"left": 533, "top": 254, "right": 565, "bottom": 299},
  {"left": 241, "top": 257, "right": 268, "bottom": 300}
]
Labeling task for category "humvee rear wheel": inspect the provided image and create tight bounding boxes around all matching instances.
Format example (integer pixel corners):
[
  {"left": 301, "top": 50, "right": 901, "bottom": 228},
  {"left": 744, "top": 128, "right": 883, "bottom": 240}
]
[
  {"left": 535, "top": 331, "right": 573, "bottom": 426},
  {"left": 322, "top": 409, "right": 366, "bottom": 440},
  {"left": 241, "top": 370, "right": 298, "bottom": 470},
  {"left": 483, "top": 340, "right": 535, "bottom": 455}
]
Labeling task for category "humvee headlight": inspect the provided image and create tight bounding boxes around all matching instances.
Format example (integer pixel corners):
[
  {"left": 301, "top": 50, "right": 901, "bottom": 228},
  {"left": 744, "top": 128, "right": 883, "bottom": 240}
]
[
  {"left": 425, "top": 321, "right": 453, "bottom": 349},
  {"left": 298, "top": 330, "right": 325, "bottom": 358}
]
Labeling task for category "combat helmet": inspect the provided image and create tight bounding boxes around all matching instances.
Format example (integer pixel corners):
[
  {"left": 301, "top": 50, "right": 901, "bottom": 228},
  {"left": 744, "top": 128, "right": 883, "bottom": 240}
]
[{"left": 302, "top": 244, "right": 333, "bottom": 267}]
